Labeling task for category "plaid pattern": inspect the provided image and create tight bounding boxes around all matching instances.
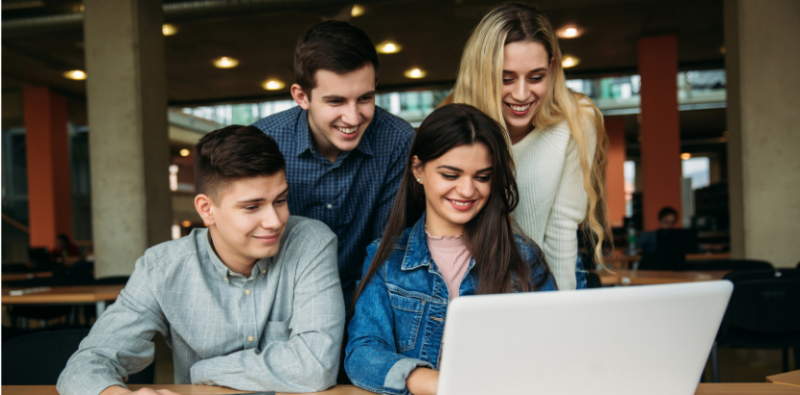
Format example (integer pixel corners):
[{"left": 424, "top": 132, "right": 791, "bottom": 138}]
[
  {"left": 57, "top": 217, "right": 345, "bottom": 395},
  {"left": 252, "top": 106, "right": 415, "bottom": 305}
]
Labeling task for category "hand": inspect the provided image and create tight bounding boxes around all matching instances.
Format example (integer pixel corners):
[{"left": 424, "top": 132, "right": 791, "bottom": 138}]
[
  {"left": 100, "top": 386, "right": 182, "bottom": 395},
  {"left": 406, "top": 367, "right": 439, "bottom": 395}
]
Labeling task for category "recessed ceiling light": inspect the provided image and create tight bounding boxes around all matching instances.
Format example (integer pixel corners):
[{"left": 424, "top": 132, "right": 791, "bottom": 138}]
[
  {"left": 376, "top": 41, "right": 401, "bottom": 54},
  {"left": 351, "top": 4, "right": 365, "bottom": 17},
  {"left": 556, "top": 25, "right": 583, "bottom": 39},
  {"left": 561, "top": 56, "right": 580, "bottom": 68},
  {"left": 404, "top": 68, "right": 426, "bottom": 79},
  {"left": 263, "top": 79, "right": 286, "bottom": 90},
  {"left": 162, "top": 24, "right": 177, "bottom": 36},
  {"left": 181, "top": 220, "right": 192, "bottom": 227},
  {"left": 179, "top": 148, "right": 190, "bottom": 157},
  {"left": 64, "top": 70, "right": 86, "bottom": 80},
  {"left": 213, "top": 57, "right": 239, "bottom": 69},
  {"left": 681, "top": 153, "right": 692, "bottom": 160}
]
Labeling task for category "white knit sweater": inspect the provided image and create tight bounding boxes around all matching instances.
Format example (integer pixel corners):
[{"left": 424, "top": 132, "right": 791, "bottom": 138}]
[{"left": 511, "top": 113, "right": 597, "bottom": 290}]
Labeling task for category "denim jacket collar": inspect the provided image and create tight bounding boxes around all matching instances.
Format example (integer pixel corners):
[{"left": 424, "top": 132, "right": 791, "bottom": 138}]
[{"left": 400, "top": 212, "right": 476, "bottom": 275}]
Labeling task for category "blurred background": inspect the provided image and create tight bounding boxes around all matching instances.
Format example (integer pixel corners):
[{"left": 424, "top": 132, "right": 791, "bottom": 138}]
[{"left": 1, "top": 0, "right": 798, "bottom": 385}]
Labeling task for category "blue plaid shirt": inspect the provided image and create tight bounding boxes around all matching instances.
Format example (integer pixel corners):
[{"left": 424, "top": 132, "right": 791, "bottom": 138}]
[{"left": 253, "top": 106, "right": 415, "bottom": 305}]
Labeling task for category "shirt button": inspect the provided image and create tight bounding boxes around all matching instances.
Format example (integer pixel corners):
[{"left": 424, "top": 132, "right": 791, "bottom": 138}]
[
  {"left": 245, "top": 289, "right": 251, "bottom": 295},
  {"left": 224, "top": 277, "right": 229, "bottom": 282},
  {"left": 326, "top": 204, "right": 333, "bottom": 209},
  {"left": 248, "top": 336, "right": 254, "bottom": 342},
  {"left": 262, "top": 269, "right": 266, "bottom": 274}
]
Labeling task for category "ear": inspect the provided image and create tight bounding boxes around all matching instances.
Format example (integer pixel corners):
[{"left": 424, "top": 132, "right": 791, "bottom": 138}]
[
  {"left": 291, "top": 84, "right": 311, "bottom": 110},
  {"left": 194, "top": 194, "right": 216, "bottom": 226},
  {"left": 411, "top": 155, "right": 424, "bottom": 183}
]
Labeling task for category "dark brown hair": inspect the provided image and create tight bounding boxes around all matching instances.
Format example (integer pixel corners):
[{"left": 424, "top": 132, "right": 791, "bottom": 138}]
[
  {"left": 352, "top": 104, "right": 551, "bottom": 307},
  {"left": 194, "top": 125, "right": 285, "bottom": 201},
  {"left": 294, "top": 20, "right": 379, "bottom": 95}
]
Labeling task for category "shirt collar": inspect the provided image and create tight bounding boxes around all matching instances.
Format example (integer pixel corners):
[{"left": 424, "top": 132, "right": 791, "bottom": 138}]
[
  {"left": 201, "top": 228, "right": 270, "bottom": 281},
  {"left": 401, "top": 212, "right": 433, "bottom": 271},
  {"left": 294, "top": 108, "right": 374, "bottom": 158}
]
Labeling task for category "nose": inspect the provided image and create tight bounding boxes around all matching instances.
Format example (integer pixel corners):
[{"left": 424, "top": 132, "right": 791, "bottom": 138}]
[
  {"left": 341, "top": 101, "right": 360, "bottom": 125},
  {"left": 511, "top": 79, "right": 528, "bottom": 102},
  {"left": 455, "top": 176, "right": 476, "bottom": 198},
  {"left": 261, "top": 204, "right": 282, "bottom": 230}
]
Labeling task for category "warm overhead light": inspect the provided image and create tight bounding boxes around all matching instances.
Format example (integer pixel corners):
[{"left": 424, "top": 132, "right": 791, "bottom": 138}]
[
  {"left": 162, "top": 24, "right": 177, "bottom": 36},
  {"left": 351, "top": 4, "right": 365, "bottom": 17},
  {"left": 181, "top": 220, "right": 192, "bottom": 228},
  {"left": 64, "top": 70, "right": 86, "bottom": 80},
  {"left": 213, "top": 57, "right": 239, "bottom": 69},
  {"left": 263, "top": 79, "right": 286, "bottom": 90},
  {"left": 179, "top": 149, "right": 190, "bottom": 157},
  {"left": 719, "top": 46, "right": 726, "bottom": 55},
  {"left": 681, "top": 153, "right": 692, "bottom": 160},
  {"left": 562, "top": 56, "right": 580, "bottom": 68},
  {"left": 376, "top": 41, "right": 401, "bottom": 54},
  {"left": 556, "top": 25, "right": 584, "bottom": 39},
  {"left": 404, "top": 68, "right": 426, "bottom": 79}
]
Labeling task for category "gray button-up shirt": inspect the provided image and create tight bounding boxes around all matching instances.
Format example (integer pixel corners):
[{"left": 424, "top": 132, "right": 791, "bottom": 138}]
[{"left": 57, "top": 216, "right": 345, "bottom": 395}]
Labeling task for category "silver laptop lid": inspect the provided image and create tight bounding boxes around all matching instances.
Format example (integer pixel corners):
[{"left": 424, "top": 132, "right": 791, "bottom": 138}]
[{"left": 438, "top": 281, "right": 733, "bottom": 395}]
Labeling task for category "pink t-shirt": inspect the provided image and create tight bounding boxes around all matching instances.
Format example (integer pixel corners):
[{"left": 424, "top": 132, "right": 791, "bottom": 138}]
[{"left": 426, "top": 229, "right": 471, "bottom": 300}]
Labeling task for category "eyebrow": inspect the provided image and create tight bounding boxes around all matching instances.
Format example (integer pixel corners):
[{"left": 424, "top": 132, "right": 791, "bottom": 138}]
[
  {"left": 436, "top": 165, "right": 493, "bottom": 173},
  {"left": 502, "top": 68, "right": 548, "bottom": 74},
  {"left": 321, "top": 90, "right": 376, "bottom": 101},
  {"left": 235, "top": 187, "right": 289, "bottom": 204}
]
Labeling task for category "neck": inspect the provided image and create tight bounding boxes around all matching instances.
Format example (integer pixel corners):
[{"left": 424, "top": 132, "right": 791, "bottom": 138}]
[
  {"left": 207, "top": 227, "right": 256, "bottom": 278},
  {"left": 424, "top": 210, "right": 464, "bottom": 238},
  {"left": 307, "top": 115, "right": 340, "bottom": 163}
]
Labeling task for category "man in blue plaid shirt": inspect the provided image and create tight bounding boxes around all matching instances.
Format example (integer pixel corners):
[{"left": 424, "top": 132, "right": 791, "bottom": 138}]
[{"left": 253, "top": 21, "right": 415, "bottom": 307}]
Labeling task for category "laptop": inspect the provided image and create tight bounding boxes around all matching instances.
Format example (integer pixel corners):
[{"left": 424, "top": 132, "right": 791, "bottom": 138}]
[{"left": 437, "top": 281, "right": 733, "bottom": 395}]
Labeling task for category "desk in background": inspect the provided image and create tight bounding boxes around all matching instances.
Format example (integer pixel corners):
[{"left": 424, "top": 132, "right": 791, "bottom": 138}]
[
  {"left": 1, "top": 284, "right": 124, "bottom": 316},
  {"left": 593, "top": 269, "right": 730, "bottom": 286},
  {"left": 604, "top": 252, "right": 732, "bottom": 269},
  {"left": 3, "top": 384, "right": 799, "bottom": 395},
  {"left": 2, "top": 272, "right": 53, "bottom": 282},
  {"left": 768, "top": 370, "right": 800, "bottom": 388}
]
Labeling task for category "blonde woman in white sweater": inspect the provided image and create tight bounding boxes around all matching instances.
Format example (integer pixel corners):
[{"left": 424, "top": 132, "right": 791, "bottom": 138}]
[{"left": 444, "top": 3, "right": 609, "bottom": 290}]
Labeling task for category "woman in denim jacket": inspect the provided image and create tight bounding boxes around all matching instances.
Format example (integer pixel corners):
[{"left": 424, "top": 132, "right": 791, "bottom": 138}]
[{"left": 346, "top": 104, "right": 557, "bottom": 395}]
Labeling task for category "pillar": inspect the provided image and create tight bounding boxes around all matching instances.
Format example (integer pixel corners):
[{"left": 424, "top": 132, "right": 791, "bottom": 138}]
[
  {"left": 725, "top": 0, "right": 800, "bottom": 267},
  {"left": 638, "top": 35, "right": 682, "bottom": 231},
  {"left": 604, "top": 116, "right": 626, "bottom": 228},
  {"left": 84, "top": 0, "right": 172, "bottom": 277},
  {"left": 23, "top": 87, "right": 72, "bottom": 250}
]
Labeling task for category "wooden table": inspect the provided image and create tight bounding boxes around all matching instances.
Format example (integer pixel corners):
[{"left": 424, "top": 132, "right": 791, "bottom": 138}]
[
  {"left": 1, "top": 284, "right": 124, "bottom": 315},
  {"left": 1, "top": 271, "right": 53, "bottom": 282},
  {"left": 768, "top": 370, "right": 800, "bottom": 388},
  {"left": 593, "top": 269, "right": 730, "bottom": 286},
  {"left": 3, "top": 383, "right": 799, "bottom": 395}
]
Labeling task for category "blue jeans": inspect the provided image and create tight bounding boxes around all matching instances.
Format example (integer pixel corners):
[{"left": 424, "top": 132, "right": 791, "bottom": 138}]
[{"left": 575, "top": 253, "right": 588, "bottom": 289}]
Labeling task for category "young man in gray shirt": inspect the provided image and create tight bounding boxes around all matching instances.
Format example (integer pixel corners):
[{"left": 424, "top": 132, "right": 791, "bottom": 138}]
[{"left": 58, "top": 125, "right": 345, "bottom": 395}]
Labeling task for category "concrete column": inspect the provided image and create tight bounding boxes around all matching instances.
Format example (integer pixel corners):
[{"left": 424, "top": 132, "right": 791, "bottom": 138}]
[
  {"left": 638, "top": 35, "right": 682, "bottom": 231},
  {"left": 23, "top": 87, "right": 72, "bottom": 250},
  {"left": 604, "top": 116, "right": 626, "bottom": 228},
  {"left": 84, "top": 0, "right": 172, "bottom": 277},
  {"left": 724, "top": 0, "right": 800, "bottom": 267}
]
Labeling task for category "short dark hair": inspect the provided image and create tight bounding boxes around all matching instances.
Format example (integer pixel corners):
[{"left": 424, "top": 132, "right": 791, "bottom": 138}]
[
  {"left": 294, "top": 20, "right": 379, "bottom": 94},
  {"left": 658, "top": 206, "right": 678, "bottom": 220},
  {"left": 194, "top": 125, "right": 285, "bottom": 201}
]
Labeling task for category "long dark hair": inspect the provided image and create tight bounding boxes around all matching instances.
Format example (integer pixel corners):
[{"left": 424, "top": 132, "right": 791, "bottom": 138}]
[{"left": 352, "top": 104, "right": 551, "bottom": 307}]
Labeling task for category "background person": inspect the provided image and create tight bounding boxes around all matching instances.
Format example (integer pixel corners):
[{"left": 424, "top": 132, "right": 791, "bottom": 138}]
[
  {"left": 345, "top": 104, "right": 556, "bottom": 395},
  {"left": 637, "top": 206, "right": 679, "bottom": 253},
  {"left": 446, "top": 3, "right": 610, "bottom": 290}
]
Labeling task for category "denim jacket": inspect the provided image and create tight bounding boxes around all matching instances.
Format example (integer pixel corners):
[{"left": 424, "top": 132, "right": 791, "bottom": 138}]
[{"left": 345, "top": 213, "right": 557, "bottom": 395}]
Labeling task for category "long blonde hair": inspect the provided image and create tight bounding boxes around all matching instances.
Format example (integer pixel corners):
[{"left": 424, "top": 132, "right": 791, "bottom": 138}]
[{"left": 451, "top": 2, "right": 610, "bottom": 268}]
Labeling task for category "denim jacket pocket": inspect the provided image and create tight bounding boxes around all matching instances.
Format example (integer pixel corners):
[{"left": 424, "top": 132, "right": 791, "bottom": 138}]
[{"left": 388, "top": 291, "right": 425, "bottom": 352}]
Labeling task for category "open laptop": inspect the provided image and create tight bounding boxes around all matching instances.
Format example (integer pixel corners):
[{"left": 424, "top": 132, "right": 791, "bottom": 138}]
[{"left": 437, "top": 281, "right": 733, "bottom": 395}]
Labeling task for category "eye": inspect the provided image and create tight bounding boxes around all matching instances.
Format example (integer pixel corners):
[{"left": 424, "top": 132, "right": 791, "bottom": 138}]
[
  {"left": 244, "top": 205, "right": 258, "bottom": 211},
  {"left": 475, "top": 175, "right": 491, "bottom": 182},
  {"left": 502, "top": 77, "right": 515, "bottom": 84},
  {"left": 274, "top": 198, "right": 287, "bottom": 205},
  {"left": 359, "top": 95, "right": 374, "bottom": 102},
  {"left": 529, "top": 75, "right": 545, "bottom": 82},
  {"left": 441, "top": 173, "right": 458, "bottom": 180}
]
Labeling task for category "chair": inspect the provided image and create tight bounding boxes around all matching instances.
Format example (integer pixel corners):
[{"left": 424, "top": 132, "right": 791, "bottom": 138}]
[
  {"left": 688, "top": 259, "right": 773, "bottom": 272},
  {"left": 1, "top": 328, "right": 155, "bottom": 385},
  {"left": 711, "top": 270, "right": 800, "bottom": 381}
]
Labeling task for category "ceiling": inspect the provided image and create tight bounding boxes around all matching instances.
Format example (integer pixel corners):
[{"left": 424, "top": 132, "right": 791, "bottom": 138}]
[{"left": 2, "top": 0, "right": 726, "bottom": 105}]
